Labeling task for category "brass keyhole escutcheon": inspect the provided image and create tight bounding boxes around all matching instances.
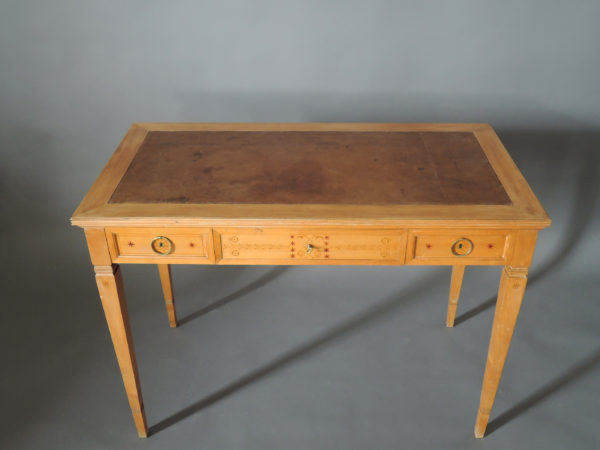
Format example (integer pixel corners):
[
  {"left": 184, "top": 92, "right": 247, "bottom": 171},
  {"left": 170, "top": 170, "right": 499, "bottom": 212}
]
[
  {"left": 451, "top": 237, "right": 473, "bottom": 256},
  {"left": 151, "top": 236, "right": 174, "bottom": 255}
]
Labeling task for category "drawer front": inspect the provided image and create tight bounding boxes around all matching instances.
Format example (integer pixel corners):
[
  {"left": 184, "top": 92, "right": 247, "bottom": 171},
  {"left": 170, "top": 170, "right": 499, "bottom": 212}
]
[
  {"left": 106, "top": 227, "right": 214, "bottom": 264},
  {"left": 215, "top": 228, "right": 406, "bottom": 264},
  {"left": 406, "top": 230, "right": 510, "bottom": 265}
]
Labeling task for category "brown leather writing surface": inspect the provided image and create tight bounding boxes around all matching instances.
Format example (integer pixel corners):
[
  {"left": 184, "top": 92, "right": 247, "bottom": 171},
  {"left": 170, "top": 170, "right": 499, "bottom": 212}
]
[{"left": 109, "top": 131, "right": 511, "bottom": 205}]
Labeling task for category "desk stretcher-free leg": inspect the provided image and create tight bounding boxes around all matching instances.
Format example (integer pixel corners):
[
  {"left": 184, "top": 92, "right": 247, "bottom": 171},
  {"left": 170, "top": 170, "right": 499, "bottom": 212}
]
[
  {"left": 446, "top": 265, "right": 465, "bottom": 327},
  {"left": 474, "top": 265, "right": 528, "bottom": 438},
  {"left": 94, "top": 264, "right": 148, "bottom": 437},
  {"left": 158, "top": 264, "right": 177, "bottom": 327},
  {"left": 86, "top": 226, "right": 148, "bottom": 438}
]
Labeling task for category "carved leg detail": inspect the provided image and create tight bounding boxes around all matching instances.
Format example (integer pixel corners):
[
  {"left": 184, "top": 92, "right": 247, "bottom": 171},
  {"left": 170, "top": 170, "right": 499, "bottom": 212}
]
[
  {"left": 446, "top": 265, "right": 465, "bottom": 327},
  {"left": 158, "top": 264, "right": 177, "bottom": 328},
  {"left": 95, "top": 265, "right": 148, "bottom": 438},
  {"left": 474, "top": 266, "right": 528, "bottom": 438}
]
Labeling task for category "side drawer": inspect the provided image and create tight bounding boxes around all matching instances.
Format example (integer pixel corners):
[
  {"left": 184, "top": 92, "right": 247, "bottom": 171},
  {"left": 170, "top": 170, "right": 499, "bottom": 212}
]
[
  {"left": 406, "top": 229, "right": 511, "bottom": 265},
  {"left": 214, "top": 228, "right": 406, "bottom": 265},
  {"left": 105, "top": 227, "right": 215, "bottom": 264}
]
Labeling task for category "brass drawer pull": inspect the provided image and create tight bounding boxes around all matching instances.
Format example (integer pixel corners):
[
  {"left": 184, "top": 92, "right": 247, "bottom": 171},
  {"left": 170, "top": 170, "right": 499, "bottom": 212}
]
[
  {"left": 151, "top": 236, "right": 174, "bottom": 255},
  {"left": 451, "top": 237, "right": 473, "bottom": 256},
  {"left": 306, "top": 243, "right": 314, "bottom": 253}
]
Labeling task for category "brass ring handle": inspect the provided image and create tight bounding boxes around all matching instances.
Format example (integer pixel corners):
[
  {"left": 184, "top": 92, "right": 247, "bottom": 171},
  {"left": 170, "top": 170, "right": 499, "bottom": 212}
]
[
  {"left": 451, "top": 237, "right": 473, "bottom": 256},
  {"left": 151, "top": 236, "right": 174, "bottom": 255},
  {"left": 306, "top": 243, "right": 314, "bottom": 253}
]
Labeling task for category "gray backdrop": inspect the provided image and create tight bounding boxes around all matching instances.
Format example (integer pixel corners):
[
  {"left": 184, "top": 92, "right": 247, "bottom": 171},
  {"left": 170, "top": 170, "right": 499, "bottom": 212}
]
[{"left": 1, "top": 1, "right": 599, "bottom": 449}]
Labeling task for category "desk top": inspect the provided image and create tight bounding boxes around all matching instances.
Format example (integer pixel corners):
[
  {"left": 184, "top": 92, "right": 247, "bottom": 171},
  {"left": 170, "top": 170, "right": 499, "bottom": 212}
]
[{"left": 72, "top": 123, "right": 550, "bottom": 228}]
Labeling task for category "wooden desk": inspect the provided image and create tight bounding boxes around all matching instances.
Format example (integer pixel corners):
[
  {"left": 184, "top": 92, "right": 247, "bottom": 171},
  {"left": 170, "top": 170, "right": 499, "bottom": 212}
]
[{"left": 71, "top": 123, "right": 550, "bottom": 438}]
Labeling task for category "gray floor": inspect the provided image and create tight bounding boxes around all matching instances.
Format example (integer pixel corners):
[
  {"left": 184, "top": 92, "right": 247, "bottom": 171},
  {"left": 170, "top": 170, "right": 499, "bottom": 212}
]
[{"left": 1, "top": 132, "right": 599, "bottom": 449}]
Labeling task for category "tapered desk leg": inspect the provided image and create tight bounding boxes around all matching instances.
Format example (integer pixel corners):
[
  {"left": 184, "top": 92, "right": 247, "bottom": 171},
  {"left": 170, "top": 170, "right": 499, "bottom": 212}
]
[
  {"left": 474, "top": 266, "right": 528, "bottom": 438},
  {"left": 446, "top": 265, "right": 465, "bottom": 327},
  {"left": 158, "top": 264, "right": 177, "bottom": 328},
  {"left": 95, "top": 264, "right": 148, "bottom": 438}
]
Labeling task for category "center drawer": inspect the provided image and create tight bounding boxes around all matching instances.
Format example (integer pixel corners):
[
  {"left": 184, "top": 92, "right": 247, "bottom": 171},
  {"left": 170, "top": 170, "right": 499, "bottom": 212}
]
[{"left": 214, "top": 228, "right": 406, "bottom": 265}]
